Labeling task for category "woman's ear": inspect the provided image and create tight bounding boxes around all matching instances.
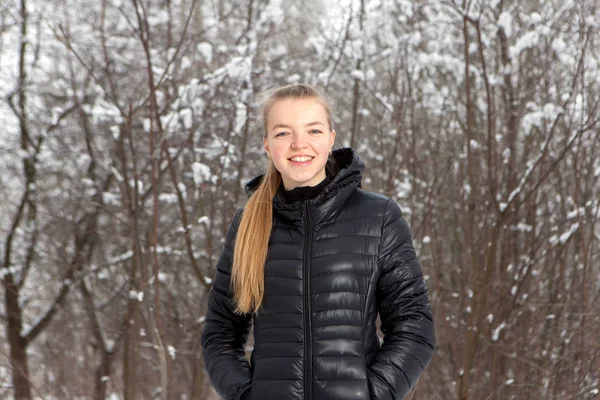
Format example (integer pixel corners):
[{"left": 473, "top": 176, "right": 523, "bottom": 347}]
[
  {"left": 263, "top": 137, "right": 271, "bottom": 159},
  {"left": 330, "top": 129, "right": 336, "bottom": 148}
]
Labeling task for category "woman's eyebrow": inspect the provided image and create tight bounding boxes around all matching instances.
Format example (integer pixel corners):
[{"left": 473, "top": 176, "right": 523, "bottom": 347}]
[
  {"left": 271, "top": 123, "right": 291, "bottom": 131},
  {"left": 305, "top": 121, "right": 324, "bottom": 127},
  {"left": 271, "top": 121, "right": 324, "bottom": 131}
]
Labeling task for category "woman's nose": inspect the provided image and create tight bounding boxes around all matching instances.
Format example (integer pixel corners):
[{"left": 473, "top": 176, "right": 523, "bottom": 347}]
[{"left": 291, "top": 133, "right": 308, "bottom": 148}]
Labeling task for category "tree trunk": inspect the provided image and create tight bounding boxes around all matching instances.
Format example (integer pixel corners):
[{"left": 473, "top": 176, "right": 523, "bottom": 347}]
[
  {"left": 4, "top": 275, "right": 32, "bottom": 399},
  {"left": 95, "top": 350, "right": 112, "bottom": 400}
]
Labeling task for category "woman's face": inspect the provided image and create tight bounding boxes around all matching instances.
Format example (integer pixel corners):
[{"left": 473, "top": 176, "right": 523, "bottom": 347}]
[{"left": 264, "top": 98, "right": 336, "bottom": 190}]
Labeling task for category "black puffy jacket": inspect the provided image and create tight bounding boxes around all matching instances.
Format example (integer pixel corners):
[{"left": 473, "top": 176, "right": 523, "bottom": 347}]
[{"left": 201, "top": 148, "right": 435, "bottom": 400}]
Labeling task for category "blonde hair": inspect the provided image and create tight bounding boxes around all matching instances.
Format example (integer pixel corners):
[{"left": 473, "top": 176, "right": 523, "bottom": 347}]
[{"left": 231, "top": 84, "right": 333, "bottom": 314}]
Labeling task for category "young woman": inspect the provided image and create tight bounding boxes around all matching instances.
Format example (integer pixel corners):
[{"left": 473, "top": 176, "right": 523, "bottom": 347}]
[{"left": 201, "top": 84, "right": 435, "bottom": 400}]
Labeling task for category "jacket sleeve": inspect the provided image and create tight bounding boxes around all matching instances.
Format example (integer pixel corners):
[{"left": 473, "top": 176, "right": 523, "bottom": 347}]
[
  {"left": 201, "top": 208, "right": 253, "bottom": 400},
  {"left": 367, "top": 199, "right": 435, "bottom": 400}
]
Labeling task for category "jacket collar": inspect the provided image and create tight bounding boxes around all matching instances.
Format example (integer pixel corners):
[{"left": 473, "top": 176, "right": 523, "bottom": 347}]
[{"left": 244, "top": 148, "right": 364, "bottom": 223}]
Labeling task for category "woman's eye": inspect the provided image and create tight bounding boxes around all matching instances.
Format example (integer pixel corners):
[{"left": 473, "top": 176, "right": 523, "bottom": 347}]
[
  {"left": 275, "top": 131, "right": 288, "bottom": 137},
  {"left": 309, "top": 129, "right": 322, "bottom": 134}
]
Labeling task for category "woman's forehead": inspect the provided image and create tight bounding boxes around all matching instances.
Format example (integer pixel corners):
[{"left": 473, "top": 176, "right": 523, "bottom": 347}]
[{"left": 267, "top": 98, "right": 328, "bottom": 127}]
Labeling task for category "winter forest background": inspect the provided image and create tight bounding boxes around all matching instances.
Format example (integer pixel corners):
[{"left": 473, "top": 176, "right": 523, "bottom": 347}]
[{"left": 0, "top": 0, "right": 599, "bottom": 399}]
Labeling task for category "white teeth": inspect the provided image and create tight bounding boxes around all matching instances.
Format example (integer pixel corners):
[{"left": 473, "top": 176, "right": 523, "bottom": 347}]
[{"left": 290, "top": 156, "right": 313, "bottom": 162}]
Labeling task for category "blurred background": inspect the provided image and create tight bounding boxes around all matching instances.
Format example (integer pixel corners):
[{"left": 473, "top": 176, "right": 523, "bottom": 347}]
[{"left": 0, "top": 0, "right": 599, "bottom": 399}]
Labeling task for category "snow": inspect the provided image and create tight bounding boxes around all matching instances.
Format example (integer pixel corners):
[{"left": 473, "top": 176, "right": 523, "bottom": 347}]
[
  {"left": 513, "top": 222, "right": 533, "bottom": 232},
  {"left": 180, "top": 56, "right": 191, "bottom": 71},
  {"left": 102, "top": 192, "right": 121, "bottom": 206},
  {"left": 128, "top": 290, "right": 144, "bottom": 302},
  {"left": 468, "top": 42, "right": 478, "bottom": 55},
  {"left": 542, "top": 103, "right": 564, "bottom": 120},
  {"left": 585, "top": 16, "right": 597, "bottom": 28},
  {"left": 167, "top": 345, "right": 176, "bottom": 360},
  {"left": 233, "top": 101, "right": 248, "bottom": 134},
  {"left": 158, "top": 193, "right": 178, "bottom": 204},
  {"left": 521, "top": 109, "right": 544, "bottom": 134},
  {"left": 491, "top": 322, "right": 506, "bottom": 342},
  {"left": 180, "top": 108, "right": 193, "bottom": 130},
  {"left": 351, "top": 70, "right": 365, "bottom": 81},
  {"left": 502, "top": 148, "right": 511, "bottom": 164},
  {"left": 395, "top": 178, "right": 412, "bottom": 199},
  {"left": 567, "top": 207, "right": 585, "bottom": 219},
  {"left": 509, "top": 31, "right": 539, "bottom": 59},
  {"left": 77, "top": 154, "right": 92, "bottom": 169},
  {"left": 20, "top": 304, "right": 52, "bottom": 338},
  {"left": 192, "top": 162, "right": 211, "bottom": 185},
  {"left": 528, "top": 12, "right": 543, "bottom": 25},
  {"left": 178, "top": 183, "right": 187, "bottom": 197},
  {"left": 497, "top": 12, "right": 513, "bottom": 37},
  {"left": 551, "top": 38, "right": 567, "bottom": 54},
  {"left": 463, "top": 183, "right": 471, "bottom": 199},
  {"left": 549, "top": 223, "right": 579, "bottom": 245},
  {"left": 220, "top": 154, "right": 232, "bottom": 169},
  {"left": 110, "top": 125, "right": 120, "bottom": 140},
  {"left": 147, "top": 9, "right": 169, "bottom": 26},
  {"left": 158, "top": 272, "right": 167, "bottom": 282},
  {"left": 109, "top": 250, "right": 133, "bottom": 264},
  {"left": 0, "top": 265, "right": 20, "bottom": 279},
  {"left": 258, "top": 0, "right": 284, "bottom": 25},
  {"left": 224, "top": 56, "right": 252, "bottom": 82},
  {"left": 177, "top": 225, "right": 192, "bottom": 233},
  {"left": 286, "top": 74, "right": 301, "bottom": 83},
  {"left": 97, "top": 269, "right": 108, "bottom": 280},
  {"left": 88, "top": 100, "right": 124, "bottom": 125}
]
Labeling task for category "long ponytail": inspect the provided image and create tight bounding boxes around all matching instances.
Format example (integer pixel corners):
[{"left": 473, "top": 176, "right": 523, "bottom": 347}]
[{"left": 231, "top": 162, "right": 281, "bottom": 313}]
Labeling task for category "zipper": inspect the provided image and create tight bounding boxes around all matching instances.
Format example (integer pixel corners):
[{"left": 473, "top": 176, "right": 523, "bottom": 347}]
[{"left": 303, "top": 202, "right": 313, "bottom": 400}]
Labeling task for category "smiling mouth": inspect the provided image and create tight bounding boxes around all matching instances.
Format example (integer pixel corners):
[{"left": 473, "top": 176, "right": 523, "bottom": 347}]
[{"left": 289, "top": 156, "right": 314, "bottom": 162}]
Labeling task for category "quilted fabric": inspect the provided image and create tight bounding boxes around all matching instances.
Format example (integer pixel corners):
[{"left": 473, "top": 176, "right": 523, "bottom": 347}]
[{"left": 201, "top": 148, "right": 435, "bottom": 400}]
